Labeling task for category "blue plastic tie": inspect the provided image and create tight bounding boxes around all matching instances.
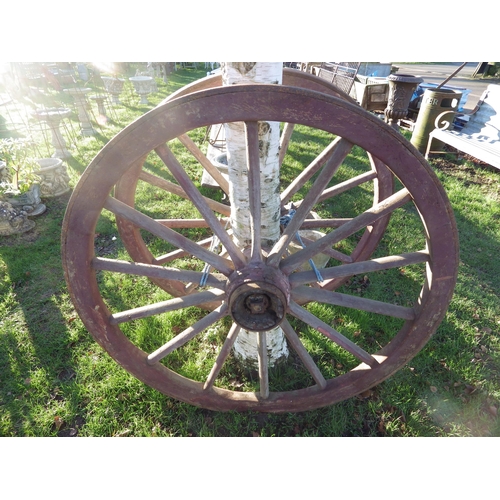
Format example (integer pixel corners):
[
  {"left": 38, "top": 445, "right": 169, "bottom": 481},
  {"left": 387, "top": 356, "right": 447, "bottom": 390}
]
[{"left": 200, "top": 234, "right": 220, "bottom": 287}]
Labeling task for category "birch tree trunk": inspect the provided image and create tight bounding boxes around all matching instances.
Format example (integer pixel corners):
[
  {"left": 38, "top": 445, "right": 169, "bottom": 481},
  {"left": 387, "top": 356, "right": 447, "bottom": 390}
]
[{"left": 221, "top": 62, "right": 289, "bottom": 370}]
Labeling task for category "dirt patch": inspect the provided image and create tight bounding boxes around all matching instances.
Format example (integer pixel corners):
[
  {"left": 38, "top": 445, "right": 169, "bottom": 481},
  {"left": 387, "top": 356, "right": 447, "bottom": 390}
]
[
  {"left": 0, "top": 225, "right": 41, "bottom": 246},
  {"left": 432, "top": 155, "right": 499, "bottom": 185}
]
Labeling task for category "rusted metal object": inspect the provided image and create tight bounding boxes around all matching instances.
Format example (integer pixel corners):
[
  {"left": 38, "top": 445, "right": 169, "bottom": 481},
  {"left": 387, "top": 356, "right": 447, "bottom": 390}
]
[
  {"left": 62, "top": 84, "right": 458, "bottom": 412},
  {"left": 227, "top": 261, "right": 290, "bottom": 332},
  {"left": 384, "top": 74, "right": 423, "bottom": 129}
]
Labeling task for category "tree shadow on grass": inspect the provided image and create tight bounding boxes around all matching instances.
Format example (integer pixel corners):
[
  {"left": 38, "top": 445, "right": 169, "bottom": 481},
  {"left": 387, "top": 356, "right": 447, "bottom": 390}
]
[{"left": 0, "top": 194, "right": 86, "bottom": 436}]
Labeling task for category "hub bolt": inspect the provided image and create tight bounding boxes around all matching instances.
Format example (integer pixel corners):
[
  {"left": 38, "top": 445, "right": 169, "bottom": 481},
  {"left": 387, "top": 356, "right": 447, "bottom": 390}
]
[{"left": 245, "top": 294, "right": 270, "bottom": 314}]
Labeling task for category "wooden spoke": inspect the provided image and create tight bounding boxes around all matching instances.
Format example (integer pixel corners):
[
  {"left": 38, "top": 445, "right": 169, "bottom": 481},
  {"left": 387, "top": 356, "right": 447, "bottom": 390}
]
[
  {"left": 299, "top": 218, "right": 352, "bottom": 229},
  {"left": 147, "top": 304, "right": 228, "bottom": 365},
  {"left": 153, "top": 236, "right": 213, "bottom": 265},
  {"left": 139, "top": 170, "right": 231, "bottom": 217},
  {"left": 103, "top": 197, "right": 234, "bottom": 276},
  {"left": 287, "top": 301, "right": 379, "bottom": 367},
  {"left": 292, "top": 286, "right": 416, "bottom": 320},
  {"left": 267, "top": 138, "right": 354, "bottom": 267},
  {"left": 154, "top": 228, "right": 231, "bottom": 265},
  {"left": 155, "top": 143, "right": 247, "bottom": 269},
  {"left": 178, "top": 133, "right": 230, "bottom": 195},
  {"left": 156, "top": 218, "right": 229, "bottom": 229},
  {"left": 289, "top": 170, "right": 381, "bottom": 217},
  {"left": 281, "top": 319, "right": 327, "bottom": 389},
  {"left": 297, "top": 235, "right": 353, "bottom": 264},
  {"left": 289, "top": 251, "right": 430, "bottom": 286},
  {"left": 278, "top": 122, "right": 295, "bottom": 167},
  {"left": 245, "top": 121, "right": 262, "bottom": 261},
  {"left": 203, "top": 322, "right": 241, "bottom": 391},
  {"left": 92, "top": 257, "right": 227, "bottom": 290},
  {"left": 280, "top": 188, "right": 412, "bottom": 275},
  {"left": 280, "top": 136, "right": 345, "bottom": 206},
  {"left": 257, "top": 331, "right": 269, "bottom": 399},
  {"left": 110, "top": 289, "right": 226, "bottom": 325},
  {"left": 318, "top": 170, "right": 378, "bottom": 203}
]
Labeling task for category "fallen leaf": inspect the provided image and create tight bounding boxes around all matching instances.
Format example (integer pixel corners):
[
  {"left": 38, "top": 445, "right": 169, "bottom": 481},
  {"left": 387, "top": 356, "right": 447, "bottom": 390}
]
[
  {"left": 252, "top": 431, "right": 260, "bottom": 437},
  {"left": 488, "top": 406, "right": 498, "bottom": 417},
  {"left": 377, "top": 419, "right": 386, "bottom": 434},
  {"left": 54, "top": 416, "right": 64, "bottom": 431},
  {"left": 464, "top": 384, "right": 477, "bottom": 394},
  {"left": 430, "top": 386, "right": 438, "bottom": 393},
  {"left": 481, "top": 327, "right": 492, "bottom": 334}
]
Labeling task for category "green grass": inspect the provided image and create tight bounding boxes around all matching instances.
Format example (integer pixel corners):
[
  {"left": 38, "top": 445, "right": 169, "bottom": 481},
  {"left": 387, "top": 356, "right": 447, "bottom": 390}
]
[{"left": 1, "top": 65, "right": 499, "bottom": 437}]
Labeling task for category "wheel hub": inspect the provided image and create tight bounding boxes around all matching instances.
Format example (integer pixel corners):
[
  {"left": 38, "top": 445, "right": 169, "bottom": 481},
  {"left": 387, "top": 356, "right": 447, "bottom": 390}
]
[{"left": 227, "top": 264, "right": 290, "bottom": 332}]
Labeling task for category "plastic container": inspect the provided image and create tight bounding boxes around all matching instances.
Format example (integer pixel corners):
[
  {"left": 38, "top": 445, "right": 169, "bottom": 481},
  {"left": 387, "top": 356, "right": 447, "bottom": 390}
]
[{"left": 357, "top": 63, "right": 393, "bottom": 78}]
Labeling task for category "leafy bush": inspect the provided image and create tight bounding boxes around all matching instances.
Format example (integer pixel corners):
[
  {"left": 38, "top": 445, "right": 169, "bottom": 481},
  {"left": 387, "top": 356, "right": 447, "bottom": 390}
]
[{"left": 0, "top": 138, "right": 40, "bottom": 194}]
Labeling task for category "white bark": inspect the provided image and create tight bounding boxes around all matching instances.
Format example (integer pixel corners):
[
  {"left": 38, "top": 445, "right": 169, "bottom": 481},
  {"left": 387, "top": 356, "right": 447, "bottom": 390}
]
[{"left": 221, "top": 62, "right": 288, "bottom": 369}]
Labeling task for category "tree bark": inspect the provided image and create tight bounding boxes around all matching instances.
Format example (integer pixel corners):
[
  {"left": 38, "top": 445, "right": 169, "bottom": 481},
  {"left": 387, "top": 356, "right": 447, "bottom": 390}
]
[{"left": 221, "top": 62, "right": 289, "bottom": 370}]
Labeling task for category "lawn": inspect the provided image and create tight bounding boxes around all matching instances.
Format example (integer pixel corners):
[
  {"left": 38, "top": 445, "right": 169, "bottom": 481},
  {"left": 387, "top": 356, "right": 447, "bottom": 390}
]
[{"left": 1, "top": 64, "right": 499, "bottom": 437}]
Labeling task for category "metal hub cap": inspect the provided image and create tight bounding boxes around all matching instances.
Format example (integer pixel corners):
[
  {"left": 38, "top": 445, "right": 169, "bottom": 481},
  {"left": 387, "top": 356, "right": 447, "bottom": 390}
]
[{"left": 227, "top": 265, "right": 290, "bottom": 331}]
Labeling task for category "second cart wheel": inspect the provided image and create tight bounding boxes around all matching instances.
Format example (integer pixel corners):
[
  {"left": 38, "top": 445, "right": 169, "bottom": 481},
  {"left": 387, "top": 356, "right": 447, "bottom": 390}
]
[
  {"left": 62, "top": 85, "right": 458, "bottom": 412},
  {"left": 114, "top": 69, "right": 394, "bottom": 298}
]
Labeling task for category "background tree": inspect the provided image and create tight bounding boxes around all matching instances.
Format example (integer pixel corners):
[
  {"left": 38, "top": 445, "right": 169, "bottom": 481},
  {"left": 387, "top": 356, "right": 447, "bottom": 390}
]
[{"left": 221, "top": 62, "right": 288, "bottom": 370}]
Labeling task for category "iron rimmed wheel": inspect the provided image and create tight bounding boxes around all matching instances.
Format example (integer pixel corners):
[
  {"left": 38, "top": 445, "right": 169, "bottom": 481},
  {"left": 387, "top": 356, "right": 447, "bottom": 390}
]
[
  {"left": 62, "top": 84, "right": 458, "bottom": 412},
  {"left": 114, "top": 69, "right": 394, "bottom": 297}
]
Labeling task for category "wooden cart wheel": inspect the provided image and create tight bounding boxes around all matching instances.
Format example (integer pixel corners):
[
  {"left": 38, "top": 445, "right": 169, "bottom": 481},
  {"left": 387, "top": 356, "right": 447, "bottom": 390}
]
[
  {"left": 114, "top": 69, "right": 394, "bottom": 297},
  {"left": 62, "top": 85, "right": 458, "bottom": 412}
]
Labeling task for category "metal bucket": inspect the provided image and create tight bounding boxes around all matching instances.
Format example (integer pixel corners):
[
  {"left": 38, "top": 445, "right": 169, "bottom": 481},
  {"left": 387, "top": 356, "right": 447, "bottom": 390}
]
[{"left": 411, "top": 88, "right": 462, "bottom": 153}]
